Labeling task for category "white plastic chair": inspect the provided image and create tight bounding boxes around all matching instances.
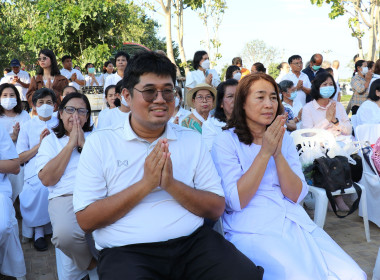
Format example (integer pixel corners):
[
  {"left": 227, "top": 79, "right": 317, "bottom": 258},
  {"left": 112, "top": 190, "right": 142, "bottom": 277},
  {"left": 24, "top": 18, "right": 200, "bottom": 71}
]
[
  {"left": 351, "top": 114, "right": 358, "bottom": 130},
  {"left": 291, "top": 129, "right": 371, "bottom": 242}
]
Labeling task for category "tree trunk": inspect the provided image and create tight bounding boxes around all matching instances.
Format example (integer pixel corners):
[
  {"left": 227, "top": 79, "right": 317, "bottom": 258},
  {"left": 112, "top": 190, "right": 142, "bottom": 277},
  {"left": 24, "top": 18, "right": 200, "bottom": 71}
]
[
  {"left": 164, "top": 5, "right": 175, "bottom": 65},
  {"left": 175, "top": 0, "right": 189, "bottom": 76}
]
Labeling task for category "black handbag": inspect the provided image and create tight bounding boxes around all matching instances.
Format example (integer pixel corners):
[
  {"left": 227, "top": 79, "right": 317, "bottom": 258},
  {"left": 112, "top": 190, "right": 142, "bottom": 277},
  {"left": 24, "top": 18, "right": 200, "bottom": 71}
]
[{"left": 311, "top": 155, "right": 362, "bottom": 218}]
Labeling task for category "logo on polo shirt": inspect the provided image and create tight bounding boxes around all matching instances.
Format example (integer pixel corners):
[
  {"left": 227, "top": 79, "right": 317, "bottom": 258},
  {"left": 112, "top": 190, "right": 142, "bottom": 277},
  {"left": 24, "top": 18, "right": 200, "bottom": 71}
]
[{"left": 117, "top": 160, "right": 128, "bottom": 167}]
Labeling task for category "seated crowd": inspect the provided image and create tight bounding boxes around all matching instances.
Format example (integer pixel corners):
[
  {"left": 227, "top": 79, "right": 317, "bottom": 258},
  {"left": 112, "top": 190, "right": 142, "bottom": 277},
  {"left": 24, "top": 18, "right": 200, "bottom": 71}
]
[{"left": 1, "top": 48, "right": 380, "bottom": 280}]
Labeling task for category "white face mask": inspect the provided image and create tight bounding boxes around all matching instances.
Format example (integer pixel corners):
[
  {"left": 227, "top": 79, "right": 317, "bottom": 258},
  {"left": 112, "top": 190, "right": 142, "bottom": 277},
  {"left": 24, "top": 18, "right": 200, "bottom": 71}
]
[
  {"left": 175, "top": 97, "right": 180, "bottom": 107},
  {"left": 36, "top": 104, "right": 54, "bottom": 118},
  {"left": 1, "top": 97, "right": 17, "bottom": 110},
  {"left": 361, "top": 67, "right": 368, "bottom": 75},
  {"left": 233, "top": 72, "right": 242, "bottom": 81},
  {"left": 121, "top": 95, "right": 129, "bottom": 107},
  {"left": 201, "top": 59, "right": 210, "bottom": 70}
]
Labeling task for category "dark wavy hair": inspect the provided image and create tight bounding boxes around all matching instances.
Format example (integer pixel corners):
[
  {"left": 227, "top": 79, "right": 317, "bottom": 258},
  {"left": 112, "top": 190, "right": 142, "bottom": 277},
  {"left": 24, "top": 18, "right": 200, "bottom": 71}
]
[
  {"left": 193, "top": 50, "right": 207, "bottom": 70},
  {"left": 84, "top": 63, "right": 94, "bottom": 74},
  {"left": 353, "top": 60, "right": 366, "bottom": 77},
  {"left": 53, "top": 92, "right": 93, "bottom": 138},
  {"left": 374, "top": 59, "right": 380, "bottom": 75},
  {"left": 368, "top": 79, "right": 380, "bottom": 102},
  {"left": 0, "top": 83, "right": 22, "bottom": 116},
  {"left": 214, "top": 79, "right": 238, "bottom": 123},
  {"left": 225, "top": 65, "right": 240, "bottom": 80},
  {"left": 32, "top": 88, "right": 57, "bottom": 106},
  {"left": 225, "top": 73, "right": 284, "bottom": 145},
  {"left": 310, "top": 72, "right": 337, "bottom": 101},
  {"left": 103, "top": 61, "right": 114, "bottom": 74},
  {"left": 253, "top": 62, "right": 266, "bottom": 73},
  {"left": 36, "top": 49, "right": 61, "bottom": 76}
]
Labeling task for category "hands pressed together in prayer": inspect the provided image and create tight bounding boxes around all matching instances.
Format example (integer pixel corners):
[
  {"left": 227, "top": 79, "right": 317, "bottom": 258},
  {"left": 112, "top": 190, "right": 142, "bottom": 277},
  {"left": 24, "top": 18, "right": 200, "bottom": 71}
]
[
  {"left": 68, "top": 114, "right": 85, "bottom": 149},
  {"left": 261, "top": 115, "right": 286, "bottom": 159}
]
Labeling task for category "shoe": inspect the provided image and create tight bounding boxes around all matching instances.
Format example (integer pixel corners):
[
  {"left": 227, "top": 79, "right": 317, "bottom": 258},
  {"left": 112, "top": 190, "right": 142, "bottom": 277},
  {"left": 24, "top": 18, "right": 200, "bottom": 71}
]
[
  {"left": 34, "top": 237, "right": 48, "bottom": 251},
  {"left": 335, "top": 195, "right": 350, "bottom": 211}
]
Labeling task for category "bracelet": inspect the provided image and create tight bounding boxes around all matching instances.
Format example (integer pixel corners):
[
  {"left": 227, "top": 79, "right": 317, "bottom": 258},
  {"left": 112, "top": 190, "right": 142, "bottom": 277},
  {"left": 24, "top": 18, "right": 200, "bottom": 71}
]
[{"left": 331, "top": 118, "right": 339, "bottom": 124}]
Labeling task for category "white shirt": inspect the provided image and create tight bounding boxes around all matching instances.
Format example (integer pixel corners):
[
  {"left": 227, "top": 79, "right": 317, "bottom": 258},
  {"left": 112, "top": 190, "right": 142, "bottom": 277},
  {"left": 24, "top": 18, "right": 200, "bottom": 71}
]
[
  {"left": 0, "top": 124, "right": 19, "bottom": 198},
  {"left": 280, "top": 71, "right": 311, "bottom": 106},
  {"left": 35, "top": 132, "right": 90, "bottom": 199},
  {"left": 84, "top": 75, "right": 102, "bottom": 86},
  {"left": 169, "top": 107, "right": 191, "bottom": 125},
  {"left": 103, "top": 73, "right": 122, "bottom": 94},
  {"left": 60, "top": 68, "right": 84, "bottom": 90},
  {"left": 97, "top": 107, "right": 128, "bottom": 129},
  {"left": 369, "top": 74, "right": 380, "bottom": 91},
  {"left": 16, "top": 116, "right": 58, "bottom": 181},
  {"left": 332, "top": 67, "right": 340, "bottom": 84},
  {"left": 0, "top": 110, "right": 30, "bottom": 139},
  {"left": 356, "top": 100, "right": 380, "bottom": 126},
  {"left": 202, "top": 117, "right": 226, "bottom": 151},
  {"left": 185, "top": 69, "right": 220, "bottom": 89},
  {"left": 73, "top": 116, "right": 224, "bottom": 250},
  {"left": 275, "top": 71, "right": 288, "bottom": 83},
  {"left": 0, "top": 70, "right": 31, "bottom": 101}
]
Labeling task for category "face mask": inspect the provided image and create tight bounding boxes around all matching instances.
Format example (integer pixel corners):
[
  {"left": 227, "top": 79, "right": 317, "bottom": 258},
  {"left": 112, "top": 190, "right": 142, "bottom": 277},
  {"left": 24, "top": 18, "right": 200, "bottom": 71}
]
[
  {"left": 175, "top": 97, "right": 180, "bottom": 107},
  {"left": 88, "top": 67, "right": 95, "bottom": 74},
  {"left": 201, "top": 59, "right": 210, "bottom": 70},
  {"left": 289, "top": 91, "right": 297, "bottom": 100},
  {"left": 1, "top": 97, "right": 17, "bottom": 110},
  {"left": 312, "top": 65, "right": 321, "bottom": 71},
  {"left": 36, "top": 104, "right": 54, "bottom": 118},
  {"left": 233, "top": 72, "right": 242, "bottom": 81},
  {"left": 121, "top": 95, "right": 129, "bottom": 107},
  {"left": 361, "top": 67, "right": 368, "bottom": 75},
  {"left": 320, "top": 86, "right": 335, "bottom": 98}
]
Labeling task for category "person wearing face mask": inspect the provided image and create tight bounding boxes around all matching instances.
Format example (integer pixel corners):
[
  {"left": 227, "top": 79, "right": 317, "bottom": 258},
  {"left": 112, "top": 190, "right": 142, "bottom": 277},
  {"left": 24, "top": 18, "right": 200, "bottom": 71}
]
[
  {"left": 232, "top": 57, "right": 250, "bottom": 79},
  {"left": 302, "top": 54, "right": 326, "bottom": 103},
  {"left": 225, "top": 65, "right": 241, "bottom": 81},
  {"left": 349, "top": 60, "right": 373, "bottom": 115},
  {"left": 16, "top": 88, "right": 58, "bottom": 251},
  {"left": 185, "top": 51, "right": 221, "bottom": 90},
  {"left": 84, "top": 62, "right": 100, "bottom": 86},
  {"left": 170, "top": 86, "right": 191, "bottom": 124},
  {"left": 279, "top": 80, "right": 302, "bottom": 131}
]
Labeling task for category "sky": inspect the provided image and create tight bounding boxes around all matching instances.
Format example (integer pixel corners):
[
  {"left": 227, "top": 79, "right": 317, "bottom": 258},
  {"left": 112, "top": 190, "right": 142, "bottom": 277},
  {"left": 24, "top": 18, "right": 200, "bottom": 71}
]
[{"left": 147, "top": 0, "right": 370, "bottom": 79}]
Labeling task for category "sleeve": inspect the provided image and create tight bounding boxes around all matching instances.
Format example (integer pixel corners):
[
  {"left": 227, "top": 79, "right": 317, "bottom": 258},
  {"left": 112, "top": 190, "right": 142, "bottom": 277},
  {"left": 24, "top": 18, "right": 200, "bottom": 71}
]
[
  {"left": 103, "top": 75, "right": 111, "bottom": 94},
  {"left": 0, "top": 125, "right": 18, "bottom": 160},
  {"left": 35, "top": 135, "right": 56, "bottom": 174},
  {"left": 211, "top": 69, "right": 221, "bottom": 88},
  {"left": 335, "top": 102, "right": 352, "bottom": 135},
  {"left": 20, "top": 111, "right": 31, "bottom": 124},
  {"left": 201, "top": 120, "right": 217, "bottom": 152},
  {"left": 26, "top": 76, "right": 37, "bottom": 107},
  {"left": 96, "top": 110, "right": 109, "bottom": 129},
  {"left": 23, "top": 72, "right": 31, "bottom": 83},
  {"left": 351, "top": 76, "right": 366, "bottom": 94},
  {"left": 77, "top": 71, "right": 84, "bottom": 81},
  {"left": 73, "top": 133, "right": 108, "bottom": 212},
  {"left": 303, "top": 75, "right": 311, "bottom": 89},
  {"left": 301, "top": 104, "right": 330, "bottom": 129},
  {"left": 16, "top": 123, "right": 29, "bottom": 154},
  {"left": 185, "top": 71, "right": 195, "bottom": 89},
  {"left": 211, "top": 132, "right": 244, "bottom": 212}
]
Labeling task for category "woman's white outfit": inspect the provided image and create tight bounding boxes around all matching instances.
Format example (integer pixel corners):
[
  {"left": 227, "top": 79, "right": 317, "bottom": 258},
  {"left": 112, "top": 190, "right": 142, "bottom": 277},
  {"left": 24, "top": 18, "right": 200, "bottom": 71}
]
[
  {"left": 211, "top": 129, "right": 366, "bottom": 280},
  {"left": 169, "top": 107, "right": 191, "bottom": 125},
  {"left": 202, "top": 117, "right": 226, "bottom": 151},
  {"left": 356, "top": 100, "right": 380, "bottom": 126},
  {"left": 185, "top": 69, "right": 220, "bottom": 89}
]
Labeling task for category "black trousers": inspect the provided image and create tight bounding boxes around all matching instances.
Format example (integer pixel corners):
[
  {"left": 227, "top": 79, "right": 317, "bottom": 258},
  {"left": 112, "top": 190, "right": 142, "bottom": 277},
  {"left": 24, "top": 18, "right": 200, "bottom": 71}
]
[{"left": 98, "top": 225, "right": 264, "bottom": 280}]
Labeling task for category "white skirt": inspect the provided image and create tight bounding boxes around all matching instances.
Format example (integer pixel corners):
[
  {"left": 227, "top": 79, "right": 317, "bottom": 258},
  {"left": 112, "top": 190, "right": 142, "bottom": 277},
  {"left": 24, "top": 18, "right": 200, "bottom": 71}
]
[
  {"left": 8, "top": 165, "right": 24, "bottom": 202},
  {"left": 227, "top": 218, "right": 366, "bottom": 280},
  {"left": 19, "top": 176, "right": 50, "bottom": 227}
]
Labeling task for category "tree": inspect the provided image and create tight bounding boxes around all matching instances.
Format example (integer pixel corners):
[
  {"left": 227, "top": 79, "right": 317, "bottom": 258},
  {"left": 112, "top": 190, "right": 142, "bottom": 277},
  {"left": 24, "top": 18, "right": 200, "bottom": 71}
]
[
  {"left": 268, "top": 63, "right": 280, "bottom": 80},
  {"left": 310, "top": 0, "right": 380, "bottom": 61},
  {"left": 241, "top": 39, "right": 281, "bottom": 69}
]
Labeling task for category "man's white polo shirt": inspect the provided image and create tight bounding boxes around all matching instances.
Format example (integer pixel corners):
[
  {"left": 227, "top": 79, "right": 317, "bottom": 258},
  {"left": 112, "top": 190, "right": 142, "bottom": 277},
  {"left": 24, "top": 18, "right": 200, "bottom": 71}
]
[
  {"left": 0, "top": 70, "right": 31, "bottom": 101},
  {"left": 73, "top": 113, "right": 224, "bottom": 250},
  {"left": 60, "top": 68, "right": 84, "bottom": 90},
  {"left": 280, "top": 71, "right": 311, "bottom": 106}
]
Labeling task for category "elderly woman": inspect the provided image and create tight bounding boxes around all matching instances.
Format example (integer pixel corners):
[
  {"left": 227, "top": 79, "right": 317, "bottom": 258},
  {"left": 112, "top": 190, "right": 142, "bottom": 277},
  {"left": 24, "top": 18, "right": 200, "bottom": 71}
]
[
  {"left": 181, "top": 83, "right": 216, "bottom": 133},
  {"left": 278, "top": 80, "right": 302, "bottom": 131},
  {"left": 170, "top": 86, "right": 190, "bottom": 124},
  {"left": 211, "top": 73, "right": 366, "bottom": 279},
  {"left": 185, "top": 51, "right": 220, "bottom": 89},
  {"left": 202, "top": 79, "right": 238, "bottom": 151},
  {"left": 36, "top": 93, "right": 96, "bottom": 277},
  {"left": 356, "top": 79, "right": 380, "bottom": 126},
  {"left": 349, "top": 60, "right": 373, "bottom": 115}
]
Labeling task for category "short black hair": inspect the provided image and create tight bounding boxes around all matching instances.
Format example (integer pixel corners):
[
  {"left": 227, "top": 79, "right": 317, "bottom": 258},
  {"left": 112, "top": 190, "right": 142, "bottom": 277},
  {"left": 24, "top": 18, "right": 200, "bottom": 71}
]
[
  {"left": 277, "top": 62, "right": 287, "bottom": 70},
  {"left": 0, "top": 83, "right": 22, "bottom": 116},
  {"left": 310, "top": 54, "right": 323, "bottom": 64},
  {"left": 367, "top": 61, "right": 375, "bottom": 70},
  {"left": 232, "top": 57, "right": 242, "bottom": 66},
  {"left": 105, "top": 85, "right": 117, "bottom": 98},
  {"left": 115, "top": 80, "right": 123, "bottom": 95},
  {"left": 278, "top": 80, "right": 294, "bottom": 93},
  {"left": 115, "top": 51, "right": 130, "bottom": 62},
  {"left": 214, "top": 79, "right": 238, "bottom": 123},
  {"left": 353, "top": 60, "right": 366, "bottom": 76},
  {"left": 53, "top": 92, "right": 93, "bottom": 138},
  {"left": 62, "top": 85, "right": 78, "bottom": 96},
  {"left": 253, "top": 62, "right": 266, "bottom": 73},
  {"left": 310, "top": 72, "right": 337, "bottom": 100},
  {"left": 288, "top": 55, "right": 302, "bottom": 65},
  {"left": 32, "top": 88, "right": 57, "bottom": 106},
  {"left": 85, "top": 63, "right": 94, "bottom": 70},
  {"left": 368, "top": 79, "right": 380, "bottom": 101},
  {"left": 193, "top": 50, "right": 207, "bottom": 70},
  {"left": 225, "top": 65, "right": 240, "bottom": 80},
  {"left": 353, "top": 54, "right": 359, "bottom": 62},
  {"left": 61, "top": 55, "right": 72, "bottom": 64},
  {"left": 122, "top": 51, "right": 176, "bottom": 96},
  {"left": 37, "top": 49, "right": 61, "bottom": 76},
  {"left": 103, "top": 61, "right": 113, "bottom": 74}
]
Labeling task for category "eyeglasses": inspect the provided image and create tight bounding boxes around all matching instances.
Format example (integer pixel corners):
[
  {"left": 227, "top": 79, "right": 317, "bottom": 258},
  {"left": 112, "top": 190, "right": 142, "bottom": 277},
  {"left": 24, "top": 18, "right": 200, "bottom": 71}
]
[
  {"left": 291, "top": 62, "right": 303, "bottom": 66},
  {"left": 195, "top": 95, "right": 213, "bottom": 102},
  {"left": 37, "top": 56, "right": 48, "bottom": 62},
  {"left": 63, "top": 106, "right": 88, "bottom": 116},
  {"left": 133, "top": 87, "right": 176, "bottom": 103}
]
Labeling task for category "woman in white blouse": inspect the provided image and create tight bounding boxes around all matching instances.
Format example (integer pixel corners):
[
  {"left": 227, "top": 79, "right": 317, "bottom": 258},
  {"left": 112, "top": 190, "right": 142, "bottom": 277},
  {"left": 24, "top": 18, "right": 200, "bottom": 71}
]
[
  {"left": 356, "top": 79, "right": 380, "bottom": 126},
  {"left": 84, "top": 63, "right": 100, "bottom": 87},
  {"left": 211, "top": 73, "right": 365, "bottom": 279},
  {"left": 202, "top": 79, "right": 238, "bottom": 151},
  {"left": 36, "top": 93, "right": 96, "bottom": 276},
  {"left": 169, "top": 86, "right": 190, "bottom": 124}
]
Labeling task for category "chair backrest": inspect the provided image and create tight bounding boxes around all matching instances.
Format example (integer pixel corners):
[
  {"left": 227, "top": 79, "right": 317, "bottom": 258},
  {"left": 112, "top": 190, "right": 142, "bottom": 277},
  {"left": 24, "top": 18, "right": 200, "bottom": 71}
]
[
  {"left": 291, "top": 128, "right": 337, "bottom": 149},
  {"left": 355, "top": 124, "right": 380, "bottom": 144},
  {"left": 351, "top": 115, "right": 358, "bottom": 130}
]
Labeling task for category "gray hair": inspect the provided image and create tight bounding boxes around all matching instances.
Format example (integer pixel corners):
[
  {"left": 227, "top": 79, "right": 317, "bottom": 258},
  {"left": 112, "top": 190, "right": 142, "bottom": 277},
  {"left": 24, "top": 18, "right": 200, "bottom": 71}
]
[{"left": 278, "top": 80, "right": 294, "bottom": 93}]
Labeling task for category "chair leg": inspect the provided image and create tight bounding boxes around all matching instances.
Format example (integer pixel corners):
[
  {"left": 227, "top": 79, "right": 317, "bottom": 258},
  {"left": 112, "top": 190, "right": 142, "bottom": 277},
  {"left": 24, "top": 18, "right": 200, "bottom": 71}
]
[
  {"left": 358, "top": 184, "right": 371, "bottom": 242},
  {"left": 16, "top": 277, "right": 26, "bottom": 280},
  {"left": 313, "top": 191, "right": 328, "bottom": 228}
]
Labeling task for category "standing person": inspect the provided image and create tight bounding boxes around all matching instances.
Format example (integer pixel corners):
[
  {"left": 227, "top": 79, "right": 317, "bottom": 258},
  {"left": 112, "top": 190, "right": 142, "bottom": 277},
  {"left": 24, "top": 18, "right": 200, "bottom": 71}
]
[
  {"left": 275, "top": 62, "right": 290, "bottom": 83},
  {"left": 26, "top": 49, "right": 69, "bottom": 108},
  {"left": 280, "top": 55, "right": 311, "bottom": 106},
  {"left": 17, "top": 88, "right": 58, "bottom": 251},
  {"left": 84, "top": 63, "right": 100, "bottom": 86},
  {"left": 73, "top": 51, "right": 264, "bottom": 280},
  {"left": 0, "top": 83, "right": 30, "bottom": 202},
  {"left": 36, "top": 93, "right": 96, "bottom": 277},
  {"left": 60, "top": 55, "right": 85, "bottom": 90},
  {"left": 325, "top": 68, "right": 342, "bottom": 102},
  {"left": 356, "top": 79, "right": 380, "bottom": 126},
  {"left": 332, "top": 60, "right": 340, "bottom": 85},
  {"left": 103, "top": 51, "right": 130, "bottom": 94},
  {"left": 185, "top": 50, "right": 221, "bottom": 90},
  {"left": 181, "top": 83, "right": 216, "bottom": 133},
  {"left": 99, "top": 61, "right": 114, "bottom": 86},
  {"left": 302, "top": 54, "right": 326, "bottom": 103},
  {"left": 0, "top": 59, "right": 31, "bottom": 111},
  {"left": 232, "top": 57, "right": 250, "bottom": 79},
  {"left": 211, "top": 73, "right": 366, "bottom": 280},
  {"left": 349, "top": 60, "right": 372, "bottom": 115},
  {"left": 169, "top": 86, "right": 191, "bottom": 124},
  {"left": 0, "top": 124, "right": 26, "bottom": 279}
]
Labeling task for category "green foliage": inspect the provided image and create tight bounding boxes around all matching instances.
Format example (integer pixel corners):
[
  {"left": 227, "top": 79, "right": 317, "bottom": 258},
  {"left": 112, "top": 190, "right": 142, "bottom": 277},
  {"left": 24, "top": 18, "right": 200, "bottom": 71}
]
[
  {"left": 268, "top": 63, "right": 280, "bottom": 80},
  {"left": 310, "top": 0, "right": 345, "bottom": 19},
  {"left": 220, "top": 63, "right": 229, "bottom": 81}
]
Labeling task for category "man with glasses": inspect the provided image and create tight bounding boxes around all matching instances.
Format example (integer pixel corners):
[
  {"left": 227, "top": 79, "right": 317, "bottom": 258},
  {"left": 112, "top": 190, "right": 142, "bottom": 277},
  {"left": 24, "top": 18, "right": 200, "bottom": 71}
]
[
  {"left": 73, "top": 51, "right": 264, "bottom": 279},
  {"left": 0, "top": 59, "right": 31, "bottom": 111},
  {"left": 280, "top": 55, "right": 311, "bottom": 106}
]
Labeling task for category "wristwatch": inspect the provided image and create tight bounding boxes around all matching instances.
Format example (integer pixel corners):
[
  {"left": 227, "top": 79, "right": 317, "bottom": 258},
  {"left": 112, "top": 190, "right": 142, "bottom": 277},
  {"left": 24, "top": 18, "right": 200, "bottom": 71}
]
[{"left": 332, "top": 118, "right": 339, "bottom": 124}]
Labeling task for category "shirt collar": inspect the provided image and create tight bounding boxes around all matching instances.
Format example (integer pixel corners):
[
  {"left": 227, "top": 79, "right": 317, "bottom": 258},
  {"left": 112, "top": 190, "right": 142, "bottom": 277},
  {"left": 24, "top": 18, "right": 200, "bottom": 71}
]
[{"left": 312, "top": 99, "right": 332, "bottom": 110}]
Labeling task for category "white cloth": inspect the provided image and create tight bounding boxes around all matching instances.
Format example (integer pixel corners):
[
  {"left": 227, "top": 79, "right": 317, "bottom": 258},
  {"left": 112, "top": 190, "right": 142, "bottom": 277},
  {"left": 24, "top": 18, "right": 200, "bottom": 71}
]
[
  {"left": 84, "top": 75, "right": 101, "bottom": 86},
  {"left": 169, "top": 107, "right": 191, "bottom": 125},
  {"left": 211, "top": 129, "right": 366, "bottom": 280},
  {"left": 0, "top": 125, "right": 18, "bottom": 197},
  {"left": 356, "top": 100, "right": 380, "bottom": 126},
  {"left": 35, "top": 132, "right": 90, "bottom": 199},
  {"left": 280, "top": 71, "right": 311, "bottom": 106},
  {"left": 0, "top": 70, "right": 31, "bottom": 101},
  {"left": 332, "top": 68, "right": 340, "bottom": 84},
  {"left": 99, "top": 73, "right": 113, "bottom": 87},
  {"left": 202, "top": 117, "right": 225, "bottom": 151},
  {"left": 73, "top": 116, "right": 224, "bottom": 250},
  {"left": 103, "top": 73, "right": 122, "bottom": 94},
  {"left": 185, "top": 69, "right": 220, "bottom": 89},
  {"left": 369, "top": 73, "right": 380, "bottom": 90},
  {"left": 275, "top": 71, "right": 288, "bottom": 83},
  {"left": 60, "top": 68, "right": 84, "bottom": 90},
  {"left": 0, "top": 110, "right": 30, "bottom": 137},
  {"left": 96, "top": 107, "right": 128, "bottom": 129}
]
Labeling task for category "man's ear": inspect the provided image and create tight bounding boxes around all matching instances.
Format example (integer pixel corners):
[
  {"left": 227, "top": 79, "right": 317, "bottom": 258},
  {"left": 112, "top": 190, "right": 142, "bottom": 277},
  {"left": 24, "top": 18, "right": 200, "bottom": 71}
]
[{"left": 122, "top": 88, "right": 131, "bottom": 103}]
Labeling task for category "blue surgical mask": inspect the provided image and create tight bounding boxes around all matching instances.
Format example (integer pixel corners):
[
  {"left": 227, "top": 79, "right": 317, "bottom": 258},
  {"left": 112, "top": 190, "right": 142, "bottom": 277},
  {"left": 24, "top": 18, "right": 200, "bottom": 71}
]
[
  {"left": 312, "top": 65, "right": 321, "bottom": 71},
  {"left": 289, "top": 91, "right": 297, "bottom": 100},
  {"left": 320, "top": 86, "right": 335, "bottom": 98}
]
